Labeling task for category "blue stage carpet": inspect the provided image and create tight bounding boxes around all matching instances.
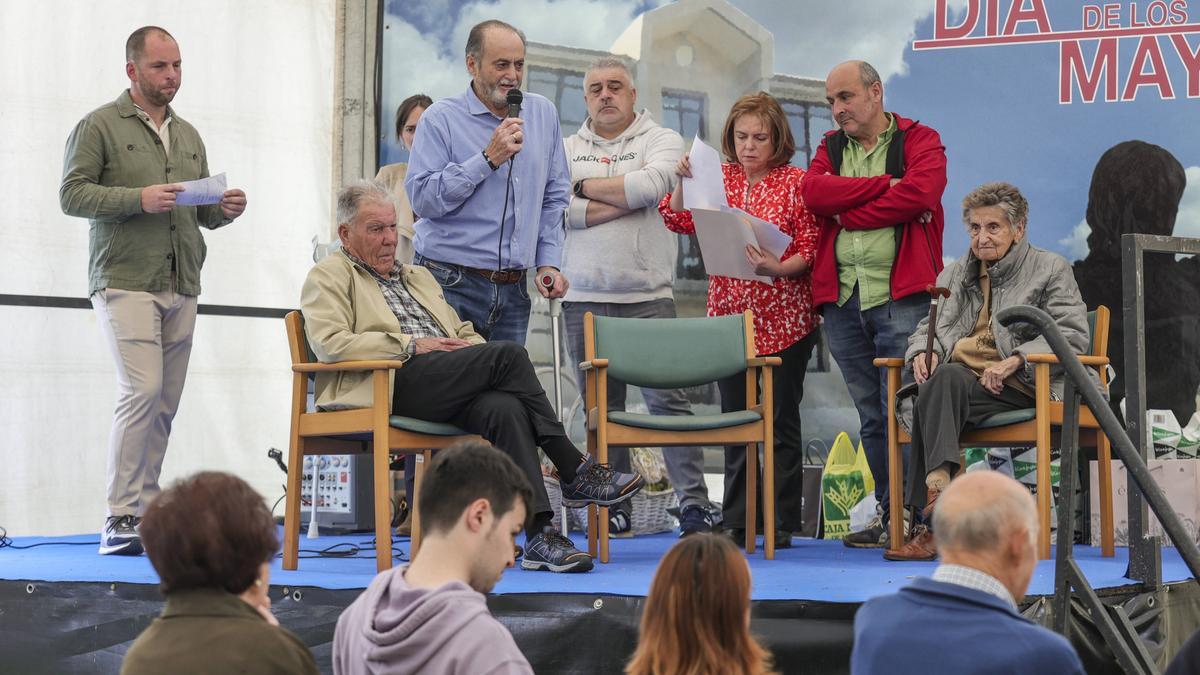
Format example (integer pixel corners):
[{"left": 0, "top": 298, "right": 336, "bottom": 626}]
[{"left": 2, "top": 531, "right": 1193, "bottom": 602}]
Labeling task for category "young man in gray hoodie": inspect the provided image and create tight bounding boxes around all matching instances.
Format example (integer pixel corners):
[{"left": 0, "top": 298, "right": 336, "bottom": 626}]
[
  {"left": 561, "top": 56, "right": 718, "bottom": 537},
  {"left": 332, "top": 441, "right": 534, "bottom": 675}
]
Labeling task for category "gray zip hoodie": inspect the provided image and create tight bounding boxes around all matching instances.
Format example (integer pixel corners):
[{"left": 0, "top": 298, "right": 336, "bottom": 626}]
[
  {"left": 562, "top": 110, "right": 684, "bottom": 303},
  {"left": 332, "top": 565, "right": 532, "bottom": 675}
]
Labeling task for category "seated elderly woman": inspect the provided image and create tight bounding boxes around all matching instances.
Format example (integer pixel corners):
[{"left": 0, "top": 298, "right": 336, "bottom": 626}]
[
  {"left": 883, "top": 182, "right": 1089, "bottom": 562},
  {"left": 121, "top": 472, "right": 318, "bottom": 675}
]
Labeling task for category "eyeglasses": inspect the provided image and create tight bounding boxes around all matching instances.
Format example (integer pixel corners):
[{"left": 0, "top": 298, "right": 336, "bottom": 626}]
[{"left": 966, "top": 222, "right": 1009, "bottom": 237}]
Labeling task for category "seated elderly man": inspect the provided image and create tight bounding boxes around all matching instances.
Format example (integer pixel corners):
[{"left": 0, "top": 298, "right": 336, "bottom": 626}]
[
  {"left": 852, "top": 471, "right": 1084, "bottom": 674},
  {"left": 884, "top": 182, "right": 1089, "bottom": 562},
  {"left": 301, "top": 180, "right": 644, "bottom": 573}
]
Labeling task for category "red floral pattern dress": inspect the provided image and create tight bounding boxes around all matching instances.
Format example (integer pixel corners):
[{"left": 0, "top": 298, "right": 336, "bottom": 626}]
[{"left": 658, "top": 163, "right": 819, "bottom": 356}]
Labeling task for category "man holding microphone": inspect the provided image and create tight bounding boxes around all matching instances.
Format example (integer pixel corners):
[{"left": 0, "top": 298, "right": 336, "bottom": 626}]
[{"left": 405, "top": 19, "right": 571, "bottom": 344}]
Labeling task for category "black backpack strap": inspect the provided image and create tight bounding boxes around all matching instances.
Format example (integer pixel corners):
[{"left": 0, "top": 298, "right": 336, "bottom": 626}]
[
  {"left": 826, "top": 130, "right": 847, "bottom": 175},
  {"left": 886, "top": 128, "right": 907, "bottom": 179}
]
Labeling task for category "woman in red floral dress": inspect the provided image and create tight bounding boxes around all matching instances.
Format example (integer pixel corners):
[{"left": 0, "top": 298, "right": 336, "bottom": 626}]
[{"left": 658, "top": 92, "right": 820, "bottom": 548}]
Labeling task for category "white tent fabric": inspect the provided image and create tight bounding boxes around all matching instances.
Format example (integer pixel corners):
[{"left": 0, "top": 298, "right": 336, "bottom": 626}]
[{"left": 0, "top": 1, "right": 337, "bottom": 535}]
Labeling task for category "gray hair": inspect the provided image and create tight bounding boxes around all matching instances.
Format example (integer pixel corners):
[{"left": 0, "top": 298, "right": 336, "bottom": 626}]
[
  {"left": 465, "top": 20, "right": 527, "bottom": 61},
  {"left": 585, "top": 56, "right": 633, "bottom": 82},
  {"left": 961, "top": 181, "right": 1030, "bottom": 230},
  {"left": 336, "top": 180, "right": 393, "bottom": 227},
  {"left": 933, "top": 477, "right": 1038, "bottom": 552},
  {"left": 858, "top": 61, "right": 881, "bottom": 88}
]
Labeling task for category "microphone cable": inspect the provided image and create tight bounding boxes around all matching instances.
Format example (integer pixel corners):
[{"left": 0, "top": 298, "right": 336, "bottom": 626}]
[{"left": 497, "top": 153, "right": 516, "bottom": 271}]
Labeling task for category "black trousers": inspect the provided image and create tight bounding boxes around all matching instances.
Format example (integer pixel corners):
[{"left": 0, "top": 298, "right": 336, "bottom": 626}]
[
  {"left": 391, "top": 342, "right": 580, "bottom": 531},
  {"left": 716, "top": 331, "right": 819, "bottom": 533},
  {"left": 905, "top": 362, "right": 1033, "bottom": 512}
]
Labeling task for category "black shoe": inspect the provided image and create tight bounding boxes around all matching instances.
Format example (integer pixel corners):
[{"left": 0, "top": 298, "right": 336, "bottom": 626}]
[
  {"left": 724, "top": 527, "right": 747, "bottom": 548},
  {"left": 99, "top": 515, "right": 143, "bottom": 556},
  {"left": 679, "top": 505, "right": 713, "bottom": 537},
  {"left": 775, "top": 530, "right": 794, "bottom": 549},
  {"left": 609, "top": 508, "right": 633, "bottom": 538},
  {"left": 559, "top": 456, "right": 644, "bottom": 507},
  {"left": 521, "top": 530, "right": 594, "bottom": 573}
]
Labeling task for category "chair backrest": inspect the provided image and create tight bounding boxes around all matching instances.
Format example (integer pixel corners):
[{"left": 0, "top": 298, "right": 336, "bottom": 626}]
[
  {"left": 590, "top": 312, "right": 751, "bottom": 389},
  {"left": 1088, "top": 305, "right": 1110, "bottom": 358},
  {"left": 284, "top": 311, "right": 317, "bottom": 366}
]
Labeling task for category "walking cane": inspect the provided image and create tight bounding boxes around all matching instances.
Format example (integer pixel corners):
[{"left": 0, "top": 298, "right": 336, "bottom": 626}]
[
  {"left": 541, "top": 273, "right": 569, "bottom": 535},
  {"left": 924, "top": 285, "right": 951, "bottom": 372}
]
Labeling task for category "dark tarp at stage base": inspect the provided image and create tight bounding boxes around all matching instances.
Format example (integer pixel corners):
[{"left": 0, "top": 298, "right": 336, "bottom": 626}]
[{"left": 3, "top": 578, "right": 1198, "bottom": 675}]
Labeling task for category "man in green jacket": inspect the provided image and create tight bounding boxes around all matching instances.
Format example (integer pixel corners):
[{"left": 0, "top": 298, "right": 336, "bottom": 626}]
[{"left": 59, "top": 26, "right": 247, "bottom": 556}]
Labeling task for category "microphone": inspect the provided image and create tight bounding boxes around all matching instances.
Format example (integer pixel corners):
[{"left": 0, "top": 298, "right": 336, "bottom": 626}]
[{"left": 506, "top": 89, "right": 523, "bottom": 118}]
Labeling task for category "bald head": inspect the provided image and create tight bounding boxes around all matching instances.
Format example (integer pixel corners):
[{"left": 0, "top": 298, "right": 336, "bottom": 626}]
[
  {"left": 825, "top": 60, "right": 886, "bottom": 143},
  {"left": 934, "top": 471, "right": 1037, "bottom": 553}
]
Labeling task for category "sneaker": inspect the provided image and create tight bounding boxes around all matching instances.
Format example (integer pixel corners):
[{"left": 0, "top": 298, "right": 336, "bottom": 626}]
[
  {"left": 678, "top": 505, "right": 713, "bottom": 537},
  {"left": 774, "top": 530, "right": 794, "bottom": 549},
  {"left": 843, "top": 514, "right": 886, "bottom": 548},
  {"left": 559, "top": 456, "right": 644, "bottom": 507},
  {"left": 521, "top": 530, "right": 594, "bottom": 573},
  {"left": 843, "top": 511, "right": 911, "bottom": 548},
  {"left": 99, "top": 515, "right": 143, "bottom": 556},
  {"left": 609, "top": 508, "right": 633, "bottom": 538}
]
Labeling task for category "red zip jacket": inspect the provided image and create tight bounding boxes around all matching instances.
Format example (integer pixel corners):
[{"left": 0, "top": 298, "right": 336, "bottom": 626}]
[{"left": 801, "top": 113, "right": 947, "bottom": 306}]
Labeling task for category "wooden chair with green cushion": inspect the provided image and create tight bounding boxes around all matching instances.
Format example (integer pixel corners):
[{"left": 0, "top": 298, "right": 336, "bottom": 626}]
[
  {"left": 875, "top": 305, "right": 1115, "bottom": 560},
  {"left": 283, "top": 311, "right": 481, "bottom": 573},
  {"left": 581, "top": 309, "right": 782, "bottom": 561}
]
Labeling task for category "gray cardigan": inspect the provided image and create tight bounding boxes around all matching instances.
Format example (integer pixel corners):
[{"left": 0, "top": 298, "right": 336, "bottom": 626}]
[{"left": 904, "top": 237, "right": 1090, "bottom": 400}]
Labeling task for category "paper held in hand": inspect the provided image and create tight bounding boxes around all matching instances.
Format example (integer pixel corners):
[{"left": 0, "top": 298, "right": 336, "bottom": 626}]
[
  {"left": 682, "top": 136, "right": 792, "bottom": 283},
  {"left": 175, "top": 172, "right": 227, "bottom": 206}
]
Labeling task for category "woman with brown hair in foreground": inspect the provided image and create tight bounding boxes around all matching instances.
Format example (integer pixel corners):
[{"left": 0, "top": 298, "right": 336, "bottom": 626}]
[{"left": 626, "top": 533, "right": 775, "bottom": 675}]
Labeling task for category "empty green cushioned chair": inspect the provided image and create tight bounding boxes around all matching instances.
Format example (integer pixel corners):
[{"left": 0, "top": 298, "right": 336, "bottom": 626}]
[
  {"left": 581, "top": 309, "right": 782, "bottom": 561},
  {"left": 283, "top": 311, "right": 480, "bottom": 573},
  {"left": 874, "top": 306, "right": 1115, "bottom": 560}
]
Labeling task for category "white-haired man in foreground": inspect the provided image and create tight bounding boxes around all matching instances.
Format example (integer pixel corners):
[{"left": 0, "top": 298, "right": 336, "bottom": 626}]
[{"left": 851, "top": 471, "right": 1084, "bottom": 674}]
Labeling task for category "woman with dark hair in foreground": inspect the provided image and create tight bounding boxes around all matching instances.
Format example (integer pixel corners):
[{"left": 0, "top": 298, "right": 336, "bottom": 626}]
[{"left": 121, "top": 472, "right": 318, "bottom": 675}]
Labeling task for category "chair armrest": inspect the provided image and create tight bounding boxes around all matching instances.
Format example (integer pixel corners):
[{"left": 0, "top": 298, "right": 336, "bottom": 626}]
[
  {"left": 293, "top": 359, "right": 407, "bottom": 373},
  {"left": 1024, "top": 354, "right": 1109, "bottom": 367},
  {"left": 747, "top": 357, "right": 782, "bottom": 367},
  {"left": 579, "top": 358, "right": 609, "bottom": 371},
  {"left": 873, "top": 358, "right": 905, "bottom": 368}
]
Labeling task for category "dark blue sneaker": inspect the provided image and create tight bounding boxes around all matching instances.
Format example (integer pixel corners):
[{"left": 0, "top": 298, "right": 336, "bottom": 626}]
[
  {"left": 678, "top": 505, "right": 714, "bottom": 537},
  {"left": 521, "top": 530, "right": 593, "bottom": 573},
  {"left": 559, "top": 456, "right": 644, "bottom": 507},
  {"left": 609, "top": 507, "right": 633, "bottom": 538},
  {"left": 99, "top": 515, "right": 143, "bottom": 556}
]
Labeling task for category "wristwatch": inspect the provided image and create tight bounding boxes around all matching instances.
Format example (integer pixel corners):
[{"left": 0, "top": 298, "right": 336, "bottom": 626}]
[{"left": 573, "top": 179, "right": 587, "bottom": 199}]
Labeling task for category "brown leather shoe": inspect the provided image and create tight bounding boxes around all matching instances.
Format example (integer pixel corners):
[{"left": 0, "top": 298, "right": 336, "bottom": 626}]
[
  {"left": 883, "top": 524, "right": 938, "bottom": 561},
  {"left": 921, "top": 487, "right": 942, "bottom": 521}
]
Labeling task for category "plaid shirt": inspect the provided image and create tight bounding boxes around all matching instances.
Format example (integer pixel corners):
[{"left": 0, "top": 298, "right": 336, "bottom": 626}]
[
  {"left": 341, "top": 249, "right": 445, "bottom": 356},
  {"left": 931, "top": 564, "right": 1017, "bottom": 609}
]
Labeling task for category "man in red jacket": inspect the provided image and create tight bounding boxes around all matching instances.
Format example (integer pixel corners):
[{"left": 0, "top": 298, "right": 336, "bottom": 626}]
[{"left": 801, "top": 60, "right": 947, "bottom": 549}]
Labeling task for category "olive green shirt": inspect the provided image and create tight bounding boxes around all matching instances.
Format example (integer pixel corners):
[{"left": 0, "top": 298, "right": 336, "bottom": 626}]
[
  {"left": 120, "top": 588, "right": 318, "bottom": 675},
  {"left": 835, "top": 113, "right": 897, "bottom": 310},
  {"left": 61, "top": 90, "right": 229, "bottom": 296}
]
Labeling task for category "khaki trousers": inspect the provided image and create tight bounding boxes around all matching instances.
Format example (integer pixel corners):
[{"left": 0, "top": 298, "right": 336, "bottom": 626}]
[{"left": 91, "top": 288, "right": 197, "bottom": 517}]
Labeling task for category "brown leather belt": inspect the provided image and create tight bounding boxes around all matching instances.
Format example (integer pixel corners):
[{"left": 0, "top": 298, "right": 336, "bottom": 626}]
[{"left": 462, "top": 266, "right": 525, "bottom": 284}]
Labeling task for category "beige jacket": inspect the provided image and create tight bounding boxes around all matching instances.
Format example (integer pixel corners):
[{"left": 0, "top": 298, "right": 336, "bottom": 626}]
[
  {"left": 300, "top": 252, "right": 484, "bottom": 410},
  {"left": 375, "top": 162, "right": 417, "bottom": 265}
]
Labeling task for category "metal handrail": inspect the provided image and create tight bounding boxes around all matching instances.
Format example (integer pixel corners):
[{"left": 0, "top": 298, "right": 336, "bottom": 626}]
[{"left": 996, "top": 304, "right": 1200, "bottom": 580}]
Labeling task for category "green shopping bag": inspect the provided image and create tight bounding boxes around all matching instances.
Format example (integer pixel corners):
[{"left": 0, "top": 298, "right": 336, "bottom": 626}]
[{"left": 822, "top": 432, "right": 874, "bottom": 540}]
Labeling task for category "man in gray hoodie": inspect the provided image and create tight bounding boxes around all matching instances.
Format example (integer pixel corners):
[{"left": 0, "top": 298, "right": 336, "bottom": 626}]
[
  {"left": 561, "top": 56, "right": 717, "bottom": 537},
  {"left": 332, "top": 441, "right": 534, "bottom": 675}
]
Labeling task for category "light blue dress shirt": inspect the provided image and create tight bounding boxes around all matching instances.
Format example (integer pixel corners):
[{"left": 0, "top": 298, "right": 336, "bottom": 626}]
[{"left": 405, "top": 84, "right": 570, "bottom": 271}]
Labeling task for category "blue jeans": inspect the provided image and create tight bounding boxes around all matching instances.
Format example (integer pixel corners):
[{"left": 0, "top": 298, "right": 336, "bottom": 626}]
[
  {"left": 415, "top": 253, "right": 532, "bottom": 344},
  {"left": 822, "top": 287, "right": 929, "bottom": 520}
]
